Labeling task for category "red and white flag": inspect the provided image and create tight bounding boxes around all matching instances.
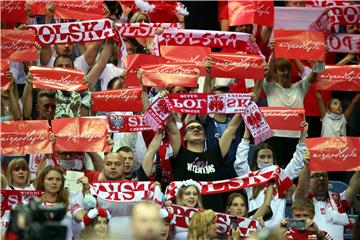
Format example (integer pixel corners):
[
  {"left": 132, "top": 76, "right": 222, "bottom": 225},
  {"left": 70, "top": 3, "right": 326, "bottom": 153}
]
[
  {"left": 0, "top": 30, "right": 37, "bottom": 62},
  {"left": 209, "top": 53, "right": 264, "bottom": 79},
  {"left": 0, "top": 0, "right": 27, "bottom": 23},
  {"left": 141, "top": 64, "right": 199, "bottom": 88},
  {"left": 305, "top": 0, "right": 355, "bottom": 7},
  {"left": 143, "top": 96, "right": 171, "bottom": 131},
  {"left": 52, "top": 117, "right": 109, "bottom": 153},
  {"left": 0, "top": 190, "right": 43, "bottom": 211},
  {"left": 260, "top": 107, "right": 305, "bottom": 131},
  {"left": 228, "top": 0, "right": 274, "bottom": 27},
  {"left": 91, "top": 88, "right": 143, "bottom": 112},
  {"left": 26, "top": 19, "right": 115, "bottom": 45},
  {"left": 108, "top": 115, "right": 152, "bottom": 132},
  {"left": 315, "top": 65, "right": 360, "bottom": 91},
  {"left": 152, "top": 29, "right": 260, "bottom": 56},
  {"left": 327, "top": 33, "right": 360, "bottom": 53},
  {"left": 0, "top": 120, "right": 52, "bottom": 155},
  {"left": 274, "top": 29, "right": 326, "bottom": 61},
  {"left": 1, "top": 60, "right": 11, "bottom": 90},
  {"left": 116, "top": 22, "right": 180, "bottom": 38},
  {"left": 30, "top": 66, "right": 87, "bottom": 91},
  {"left": 306, "top": 137, "right": 360, "bottom": 172}
]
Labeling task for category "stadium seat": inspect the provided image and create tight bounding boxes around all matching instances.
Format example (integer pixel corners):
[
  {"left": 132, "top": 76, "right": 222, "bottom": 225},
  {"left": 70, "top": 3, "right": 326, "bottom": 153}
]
[{"left": 328, "top": 181, "right": 349, "bottom": 193}]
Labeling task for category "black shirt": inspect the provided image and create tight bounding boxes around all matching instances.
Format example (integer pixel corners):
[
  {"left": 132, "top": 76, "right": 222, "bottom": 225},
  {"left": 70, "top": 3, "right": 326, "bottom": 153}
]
[{"left": 126, "top": 165, "right": 149, "bottom": 181}]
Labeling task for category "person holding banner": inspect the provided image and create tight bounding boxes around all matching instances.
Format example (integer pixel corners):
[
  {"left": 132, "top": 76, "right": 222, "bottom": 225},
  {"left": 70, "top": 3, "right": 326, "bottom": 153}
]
[
  {"left": 295, "top": 149, "right": 360, "bottom": 240},
  {"left": 234, "top": 122, "right": 309, "bottom": 229},
  {"left": 0, "top": 72, "right": 22, "bottom": 121}
]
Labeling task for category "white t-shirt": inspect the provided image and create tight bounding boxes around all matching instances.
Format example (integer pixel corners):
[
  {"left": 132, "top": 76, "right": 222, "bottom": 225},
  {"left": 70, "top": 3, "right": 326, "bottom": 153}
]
[
  {"left": 44, "top": 55, "right": 90, "bottom": 74},
  {"left": 321, "top": 112, "right": 347, "bottom": 137},
  {"left": 263, "top": 78, "right": 311, "bottom": 138}
]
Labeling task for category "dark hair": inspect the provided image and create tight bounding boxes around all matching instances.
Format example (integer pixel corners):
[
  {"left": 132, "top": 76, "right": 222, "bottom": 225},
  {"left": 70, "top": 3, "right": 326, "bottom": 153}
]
[
  {"left": 251, "top": 143, "right": 276, "bottom": 199},
  {"left": 117, "top": 146, "right": 133, "bottom": 153},
  {"left": 225, "top": 193, "right": 248, "bottom": 216},
  {"left": 53, "top": 55, "right": 74, "bottom": 68},
  {"left": 123, "top": 38, "right": 148, "bottom": 54},
  {"left": 37, "top": 89, "right": 56, "bottom": 102},
  {"left": 274, "top": 58, "right": 292, "bottom": 72},
  {"left": 183, "top": 120, "right": 204, "bottom": 135},
  {"left": 80, "top": 216, "right": 110, "bottom": 239}
]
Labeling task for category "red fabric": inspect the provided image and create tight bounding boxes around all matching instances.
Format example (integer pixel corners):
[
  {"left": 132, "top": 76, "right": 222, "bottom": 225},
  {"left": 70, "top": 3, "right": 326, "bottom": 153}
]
[
  {"left": 315, "top": 65, "right": 360, "bottom": 91},
  {"left": 218, "top": 1, "right": 229, "bottom": 20},
  {"left": 260, "top": 107, "right": 305, "bottom": 131},
  {"left": 1, "top": 0, "right": 27, "bottom": 23},
  {"left": 84, "top": 170, "right": 101, "bottom": 183},
  {"left": 148, "top": 1, "right": 177, "bottom": 23},
  {"left": 0, "top": 60, "right": 11, "bottom": 90}
]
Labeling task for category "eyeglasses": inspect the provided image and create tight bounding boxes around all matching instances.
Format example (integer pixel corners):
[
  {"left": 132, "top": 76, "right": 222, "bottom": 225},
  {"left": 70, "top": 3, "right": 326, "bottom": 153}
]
[
  {"left": 310, "top": 173, "right": 328, "bottom": 179},
  {"left": 186, "top": 126, "right": 204, "bottom": 132}
]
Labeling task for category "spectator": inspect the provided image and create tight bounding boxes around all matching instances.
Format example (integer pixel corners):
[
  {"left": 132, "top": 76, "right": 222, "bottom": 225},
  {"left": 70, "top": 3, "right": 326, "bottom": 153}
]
[
  {"left": 277, "top": 198, "right": 333, "bottom": 239},
  {"left": 160, "top": 208, "right": 173, "bottom": 240},
  {"left": 188, "top": 209, "right": 218, "bottom": 240},
  {"left": 0, "top": 73, "right": 22, "bottom": 121},
  {"left": 234, "top": 122, "right": 309, "bottom": 229},
  {"left": 317, "top": 92, "right": 360, "bottom": 137},
  {"left": 5, "top": 158, "right": 34, "bottom": 190},
  {"left": 295, "top": 149, "right": 360, "bottom": 240},
  {"left": 80, "top": 208, "right": 111, "bottom": 240},
  {"left": 131, "top": 201, "right": 162, "bottom": 240}
]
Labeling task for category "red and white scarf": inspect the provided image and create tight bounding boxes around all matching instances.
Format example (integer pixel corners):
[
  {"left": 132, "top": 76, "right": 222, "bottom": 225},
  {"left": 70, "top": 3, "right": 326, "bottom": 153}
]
[
  {"left": 165, "top": 165, "right": 292, "bottom": 201},
  {"left": 26, "top": 19, "right": 116, "bottom": 45},
  {"left": 108, "top": 115, "right": 152, "bottom": 132},
  {"left": 327, "top": 33, "right": 360, "bottom": 53},
  {"left": 0, "top": 190, "right": 44, "bottom": 211},
  {"left": 116, "top": 22, "right": 180, "bottom": 38},
  {"left": 151, "top": 29, "right": 261, "bottom": 56}
]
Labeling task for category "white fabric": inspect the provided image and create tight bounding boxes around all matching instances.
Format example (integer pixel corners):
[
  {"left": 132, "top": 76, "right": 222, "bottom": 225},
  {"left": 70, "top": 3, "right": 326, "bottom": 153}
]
[
  {"left": 99, "top": 63, "right": 125, "bottom": 90},
  {"left": 44, "top": 54, "right": 90, "bottom": 74},
  {"left": 10, "top": 61, "right": 27, "bottom": 84},
  {"left": 234, "top": 139, "right": 305, "bottom": 229},
  {"left": 263, "top": 77, "right": 311, "bottom": 138},
  {"left": 311, "top": 192, "right": 347, "bottom": 240},
  {"left": 173, "top": 226, "right": 188, "bottom": 240},
  {"left": 321, "top": 112, "right": 347, "bottom": 137}
]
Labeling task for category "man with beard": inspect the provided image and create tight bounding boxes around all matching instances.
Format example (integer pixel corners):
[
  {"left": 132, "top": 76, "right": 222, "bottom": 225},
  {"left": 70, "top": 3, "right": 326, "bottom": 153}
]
[{"left": 295, "top": 149, "right": 360, "bottom": 240}]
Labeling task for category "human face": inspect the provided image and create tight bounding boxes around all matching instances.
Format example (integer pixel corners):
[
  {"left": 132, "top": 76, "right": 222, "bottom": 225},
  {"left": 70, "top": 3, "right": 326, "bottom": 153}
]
[
  {"left": 292, "top": 208, "right": 314, "bottom": 220},
  {"left": 275, "top": 67, "right": 291, "bottom": 88},
  {"left": 207, "top": 218, "right": 218, "bottom": 239},
  {"left": 94, "top": 216, "right": 108, "bottom": 238},
  {"left": 171, "top": 86, "right": 189, "bottom": 94},
  {"left": 119, "top": 151, "right": 135, "bottom": 177},
  {"left": 43, "top": 170, "right": 63, "bottom": 196},
  {"left": 286, "top": 0, "right": 305, "bottom": 7},
  {"left": 184, "top": 123, "right": 206, "bottom": 143},
  {"left": 54, "top": 57, "right": 73, "bottom": 69},
  {"left": 11, "top": 165, "right": 28, "bottom": 188},
  {"left": 103, "top": 153, "right": 124, "bottom": 180},
  {"left": 132, "top": 204, "right": 162, "bottom": 240},
  {"left": 125, "top": 42, "right": 135, "bottom": 55},
  {"left": 134, "top": 14, "right": 149, "bottom": 23},
  {"left": 55, "top": 44, "right": 73, "bottom": 56},
  {"left": 329, "top": 98, "right": 343, "bottom": 114},
  {"left": 37, "top": 96, "right": 56, "bottom": 120},
  {"left": 257, "top": 149, "right": 273, "bottom": 165},
  {"left": 228, "top": 197, "right": 247, "bottom": 217},
  {"left": 160, "top": 219, "right": 170, "bottom": 240},
  {"left": 309, "top": 172, "right": 329, "bottom": 198},
  {"left": 181, "top": 186, "right": 199, "bottom": 208}
]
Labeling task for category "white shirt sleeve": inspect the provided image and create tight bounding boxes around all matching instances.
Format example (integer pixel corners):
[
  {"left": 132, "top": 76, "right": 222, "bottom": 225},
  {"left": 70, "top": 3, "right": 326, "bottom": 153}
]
[
  {"left": 74, "top": 54, "right": 90, "bottom": 74},
  {"left": 262, "top": 78, "right": 275, "bottom": 96},
  {"left": 294, "top": 76, "right": 311, "bottom": 97},
  {"left": 234, "top": 138, "right": 251, "bottom": 177},
  {"left": 284, "top": 142, "right": 306, "bottom": 180}
]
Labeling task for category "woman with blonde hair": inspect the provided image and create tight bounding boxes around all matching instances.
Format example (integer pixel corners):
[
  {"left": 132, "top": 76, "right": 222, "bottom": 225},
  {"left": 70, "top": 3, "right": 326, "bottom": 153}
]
[
  {"left": 188, "top": 209, "right": 218, "bottom": 240},
  {"left": 5, "top": 157, "right": 34, "bottom": 190}
]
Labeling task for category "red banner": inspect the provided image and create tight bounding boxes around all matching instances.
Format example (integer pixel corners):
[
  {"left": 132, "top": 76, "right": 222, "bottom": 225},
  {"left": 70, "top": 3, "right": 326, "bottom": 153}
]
[
  {"left": 91, "top": 88, "right": 143, "bottom": 112},
  {"left": 0, "top": 0, "right": 27, "bottom": 23},
  {"left": 108, "top": 115, "right": 152, "bottom": 132},
  {"left": 26, "top": 19, "right": 115, "bottom": 45},
  {"left": 28, "top": 0, "right": 104, "bottom": 20},
  {"left": 306, "top": 137, "right": 360, "bottom": 171},
  {"left": 30, "top": 66, "right": 87, "bottom": 91},
  {"left": 0, "top": 30, "right": 37, "bottom": 62},
  {"left": 315, "top": 65, "right": 360, "bottom": 91},
  {"left": 209, "top": 53, "right": 264, "bottom": 79},
  {"left": 327, "top": 33, "right": 360, "bottom": 53},
  {"left": 52, "top": 117, "right": 109, "bottom": 153},
  {"left": 260, "top": 107, "right": 305, "bottom": 131},
  {"left": 141, "top": 64, "right": 199, "bottom": 88},
  {"left": 1, "top": 60, "right": 11, "bottom": 90},
  {"left": 124, "top": 54, "right": 166, "bottom": 87},
  {"left": 0, "top": 120, "right": 52, "bottom": 155},
  {"left": 160, "top": 46, "right": 211, "bottom": 76},
  {"left": 228, "top": 0, "right": 274, "bottom": 27},
  {"left": 116, "top": 22, "right": 180, "bottom": 38},
  {"left": 0, "top": 190, "right": 44, "bottom": 211},
  {"left": 274, "top": 30, "right": 326, "bottom": 61}
]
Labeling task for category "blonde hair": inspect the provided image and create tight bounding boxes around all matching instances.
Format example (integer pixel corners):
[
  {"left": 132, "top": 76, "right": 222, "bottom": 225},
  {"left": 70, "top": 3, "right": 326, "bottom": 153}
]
[
  {"left": 176, "top": 185, "right": 203, "bottom": 209},
  {"left": 1, "top": 173, "right": 8, "bottom": 190},
  {"left": 6, "top": 158, "right": 31, "bottom": 187},
  {"left": 130, "top": 12, "right": 151, "bottom": 23},
  {"left": 188, "top": 210, "right": 216, "bottom": 240}
]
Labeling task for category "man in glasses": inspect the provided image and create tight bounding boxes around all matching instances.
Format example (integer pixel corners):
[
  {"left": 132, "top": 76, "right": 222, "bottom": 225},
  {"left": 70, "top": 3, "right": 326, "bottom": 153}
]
[
  {"left": 166, "top": 112, "right": 243, "bottom": 212},
  {"left": 295, "top": 149, "right": 360, "bottom": 240}
]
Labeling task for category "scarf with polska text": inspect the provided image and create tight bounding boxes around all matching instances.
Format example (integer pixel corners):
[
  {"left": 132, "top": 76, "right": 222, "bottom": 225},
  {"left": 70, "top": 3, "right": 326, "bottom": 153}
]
[
  {"left": 116, "top": 22, "right": 181, "bottom": 38},
  {"left": 143, "top": 93, "right": 272, "bottom": 144},
  {"left": 165, "top": 165, "right": 293, "bottom": 201}
]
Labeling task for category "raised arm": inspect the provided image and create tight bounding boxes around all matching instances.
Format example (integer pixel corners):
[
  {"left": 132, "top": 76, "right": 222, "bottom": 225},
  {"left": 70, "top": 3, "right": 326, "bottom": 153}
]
[
  {"left": 166, "top": 113, "right": 181, "bottom": 157},
  {"left": 219, "top": 114, "right": 242, "bottom": 158},
  {"left": 344, "top": 172, "right": 360, "bottom": 205},
  {"left": 7, "top": 74, "right": 22, "bottom": 120},
  {"left": 294, "top": 148, "right": 310, "bottom": 199},
  {"left": 344, "top": 93, "right": 360, "bottom": 120},
  {"left": 22, "top": 74, "right": 33, "bottom": 120},
  {"left": 306, "top": 61, "right": 325, "bottom": 84},
  {"left": 316, "top": 91, "right": 327, "bottom": 119},
  {"left": 251, "top": 184, "right": 274, "bottom": 219},
  {"left": 142, "top": 130, "right": 163, "bottom": 177},
  {"left": 39, "top": 2, "right": 54, "bottom": 66},
  {"left": 86, "top": 152, "right": 104, "bottom": 171},
  {"left": 234, "top": 127, "right": 251, "bottom": 176}
]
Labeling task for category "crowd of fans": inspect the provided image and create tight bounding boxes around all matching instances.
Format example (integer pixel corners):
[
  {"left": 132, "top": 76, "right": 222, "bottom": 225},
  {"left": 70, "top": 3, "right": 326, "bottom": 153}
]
[{"left": 1, "top": 0, "right": 360, "bottom": 239}]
